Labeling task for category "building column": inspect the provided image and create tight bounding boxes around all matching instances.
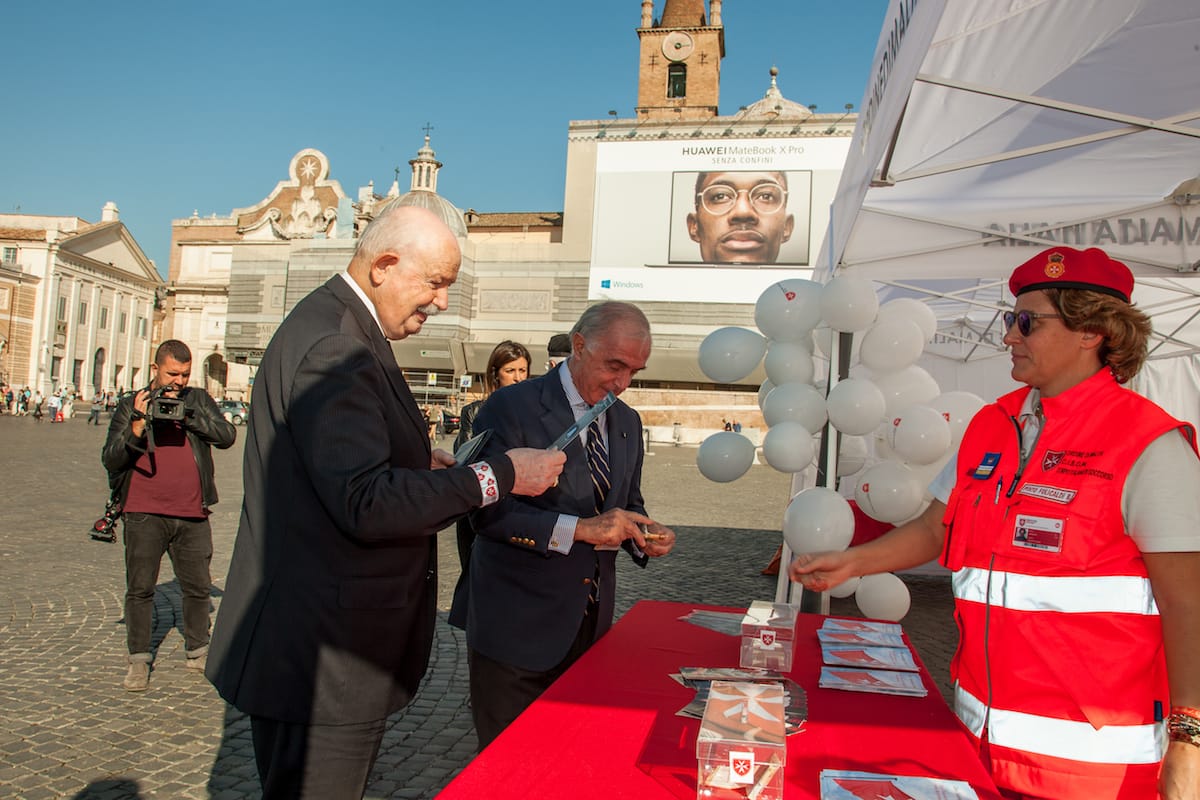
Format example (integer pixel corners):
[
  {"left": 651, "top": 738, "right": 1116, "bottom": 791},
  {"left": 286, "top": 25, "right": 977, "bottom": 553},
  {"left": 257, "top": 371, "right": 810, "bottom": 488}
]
[
  {"left": 82, "top": 283, "right": 101, "bottom": 398},
  {"left": 36, "top": 245, "right": 61, "bottom": 395},
  {"left": 61, "top": 276, "right": 82, "bottom": 390},
  {"left": 108, "top": 290, "right": 120, "bottom": 393}
]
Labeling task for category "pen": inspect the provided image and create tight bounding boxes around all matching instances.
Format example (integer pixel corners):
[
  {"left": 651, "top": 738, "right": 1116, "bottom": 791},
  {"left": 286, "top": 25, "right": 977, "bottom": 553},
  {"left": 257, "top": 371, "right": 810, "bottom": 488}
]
[{"left": 994, "top": 477, "right": 1003, "bottom": 505}]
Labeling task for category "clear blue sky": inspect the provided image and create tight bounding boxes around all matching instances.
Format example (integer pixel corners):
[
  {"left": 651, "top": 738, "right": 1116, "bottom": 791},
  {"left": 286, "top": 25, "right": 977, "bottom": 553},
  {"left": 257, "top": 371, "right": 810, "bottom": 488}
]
[{"left": 2, "top": 1, "right": 889, "bottom": 276}]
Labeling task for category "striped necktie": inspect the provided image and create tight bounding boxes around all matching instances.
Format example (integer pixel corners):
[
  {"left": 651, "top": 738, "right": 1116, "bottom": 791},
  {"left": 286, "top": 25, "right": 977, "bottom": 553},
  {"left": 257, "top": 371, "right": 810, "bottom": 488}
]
[{"left": 586, "top": 418, "right": 610, "bottom": 514}]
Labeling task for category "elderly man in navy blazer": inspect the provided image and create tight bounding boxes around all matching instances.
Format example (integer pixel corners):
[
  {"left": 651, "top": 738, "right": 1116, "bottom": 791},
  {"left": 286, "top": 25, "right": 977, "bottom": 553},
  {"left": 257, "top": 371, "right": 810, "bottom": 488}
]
[
  {"left": 450, "top": 301, "right": 677, "bottom": 747},
  {"left": 206, "top": 205, "right": 564, "bottom": 798}
]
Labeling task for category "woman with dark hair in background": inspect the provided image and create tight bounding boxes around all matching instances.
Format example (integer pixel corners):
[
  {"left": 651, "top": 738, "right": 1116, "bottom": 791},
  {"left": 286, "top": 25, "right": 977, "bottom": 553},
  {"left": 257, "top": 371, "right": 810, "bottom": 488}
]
[{"left": 454, "top": 340, "right": 531, "bottom": 567}]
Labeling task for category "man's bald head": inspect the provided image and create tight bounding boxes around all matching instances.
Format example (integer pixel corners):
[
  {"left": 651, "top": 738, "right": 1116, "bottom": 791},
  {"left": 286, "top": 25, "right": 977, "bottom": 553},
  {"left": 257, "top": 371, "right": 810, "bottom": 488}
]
[
  {"left": 352, "top": 205, "right": 460, "bottom": 274},
  {"left": 348, "top": 204, "right": 463, "bottom": 340}
]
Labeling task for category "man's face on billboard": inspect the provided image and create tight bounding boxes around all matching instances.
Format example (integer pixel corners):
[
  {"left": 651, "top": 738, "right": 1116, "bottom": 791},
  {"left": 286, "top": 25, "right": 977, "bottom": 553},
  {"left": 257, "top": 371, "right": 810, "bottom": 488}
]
[{"left": 687, "top": 171, "right": 795, "bottom": 264}]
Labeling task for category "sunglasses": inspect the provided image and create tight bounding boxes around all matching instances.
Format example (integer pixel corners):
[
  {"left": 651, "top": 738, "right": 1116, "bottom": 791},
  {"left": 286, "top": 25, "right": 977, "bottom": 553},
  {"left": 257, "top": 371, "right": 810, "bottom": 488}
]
[{"left": 1003, "top": 310, "right": 1061, "bottom": 337}]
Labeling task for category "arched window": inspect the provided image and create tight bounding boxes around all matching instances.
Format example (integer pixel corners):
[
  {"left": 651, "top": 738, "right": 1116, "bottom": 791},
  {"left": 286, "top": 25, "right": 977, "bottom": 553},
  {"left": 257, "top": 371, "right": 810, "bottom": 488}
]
[
  {"left": 92, "top": 348, "right": 106, "bottom": 395},
  {"left": 204, "top": 353, "right": 228, "bottom": 398},
  {"left": 667, "top": 64, "right": 687, "bottom": 98}
]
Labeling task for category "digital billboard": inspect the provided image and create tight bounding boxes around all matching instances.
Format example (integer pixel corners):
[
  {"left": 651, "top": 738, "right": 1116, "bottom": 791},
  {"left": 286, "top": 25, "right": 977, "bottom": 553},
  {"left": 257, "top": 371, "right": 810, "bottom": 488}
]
[{"left": 589, "top": 137, "right": 850, "bottom": 303}]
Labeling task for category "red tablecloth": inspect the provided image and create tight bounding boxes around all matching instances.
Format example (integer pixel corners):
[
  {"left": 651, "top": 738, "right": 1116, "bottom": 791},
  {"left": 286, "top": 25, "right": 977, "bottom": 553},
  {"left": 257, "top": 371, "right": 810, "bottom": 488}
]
[{"left": 439, "top": 600, "right": 1001, "bottom": 799}]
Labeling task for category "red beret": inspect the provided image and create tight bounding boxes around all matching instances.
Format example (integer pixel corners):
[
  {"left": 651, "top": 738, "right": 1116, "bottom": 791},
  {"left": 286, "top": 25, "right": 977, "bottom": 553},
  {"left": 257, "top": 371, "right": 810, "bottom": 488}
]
[{"left": 1008, "top": 246, "right": 1133, "bottom": 303}]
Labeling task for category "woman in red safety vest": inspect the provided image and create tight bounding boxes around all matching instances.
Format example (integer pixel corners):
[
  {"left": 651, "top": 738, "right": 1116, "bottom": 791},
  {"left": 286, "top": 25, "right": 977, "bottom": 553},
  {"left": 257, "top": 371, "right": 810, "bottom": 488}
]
[{"left": 790, "top": 246, "right": 1200, "bottom": 800}]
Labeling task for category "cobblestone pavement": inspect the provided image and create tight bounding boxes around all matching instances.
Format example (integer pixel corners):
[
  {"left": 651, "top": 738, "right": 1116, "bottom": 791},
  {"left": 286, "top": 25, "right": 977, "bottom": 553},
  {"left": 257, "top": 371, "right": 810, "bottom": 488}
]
[{"left": 0, "top": 411, "right": 956, "bottom": 799}]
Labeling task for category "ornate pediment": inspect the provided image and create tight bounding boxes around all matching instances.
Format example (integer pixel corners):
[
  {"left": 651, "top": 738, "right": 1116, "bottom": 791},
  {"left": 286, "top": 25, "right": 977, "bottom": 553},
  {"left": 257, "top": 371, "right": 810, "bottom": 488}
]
[{"left": 234, "top": 148, "right": 347, "bottom": 240}]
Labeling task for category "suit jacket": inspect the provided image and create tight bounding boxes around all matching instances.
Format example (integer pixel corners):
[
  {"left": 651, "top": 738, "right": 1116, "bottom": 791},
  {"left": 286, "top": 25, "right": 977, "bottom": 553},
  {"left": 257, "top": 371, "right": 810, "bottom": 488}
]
[
  {"left": 448, "top": 367, "right": 648, "bottom": 672},
  {"left": 206, "top": 276, "right": 515, "bottom": 725}
]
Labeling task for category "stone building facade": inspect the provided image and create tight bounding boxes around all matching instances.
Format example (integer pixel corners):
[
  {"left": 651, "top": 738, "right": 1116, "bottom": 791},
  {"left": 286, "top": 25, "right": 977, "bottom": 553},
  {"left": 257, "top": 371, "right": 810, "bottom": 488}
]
[
  {"left": 0, "top": 204, "right": 161, "bottom": 399},
  {"left": 160, "top": 0, "right": 857, "bottom": 434}
]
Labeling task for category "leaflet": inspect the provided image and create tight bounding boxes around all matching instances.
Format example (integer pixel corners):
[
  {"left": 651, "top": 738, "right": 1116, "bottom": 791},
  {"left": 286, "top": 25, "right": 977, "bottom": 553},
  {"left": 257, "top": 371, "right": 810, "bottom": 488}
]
[
  {"left": 821, "top": 644, "right": 919, "bottom": 672},
  {"left": 820, "top": 618, "right": 904, "bottom": 637},
  {"left": 818, "top": 666, "right": 927, "bottom": 697},
  {"left": 820, "top": 769, "right": 979, "bottom": 799},
  {"left": 548, "top": 392, "right": 616, "bottom": 451},
  {"left": 817, "top": 628, "right": 907, "bottom": 648}
]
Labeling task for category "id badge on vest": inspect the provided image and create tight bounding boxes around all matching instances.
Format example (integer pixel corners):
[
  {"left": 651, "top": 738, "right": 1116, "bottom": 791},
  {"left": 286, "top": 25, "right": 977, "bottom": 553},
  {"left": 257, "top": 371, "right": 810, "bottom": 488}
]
[{"left": 1012, "top": 513, "right": 1065, "bottom": 553}]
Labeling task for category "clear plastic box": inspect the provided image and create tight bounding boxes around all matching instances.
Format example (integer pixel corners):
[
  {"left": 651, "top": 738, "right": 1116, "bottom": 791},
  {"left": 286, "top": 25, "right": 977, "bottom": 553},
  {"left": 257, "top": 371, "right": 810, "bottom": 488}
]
[
  {"left": 696, "top": 680, "right": 786, "bottom": 800},
  {"left": 738, "top": 601, "right": 798, "bottom": 672}
]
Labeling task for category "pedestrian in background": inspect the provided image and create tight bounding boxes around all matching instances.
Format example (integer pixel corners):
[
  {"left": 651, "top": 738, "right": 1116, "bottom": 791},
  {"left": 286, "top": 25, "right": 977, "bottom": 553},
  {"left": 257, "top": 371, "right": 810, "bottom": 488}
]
[
  {"left": 102, "top": 339, "right": 236, "bottom": 692},
  {"left": 546, "top": 332, "right": 571, "bottom": 372}
]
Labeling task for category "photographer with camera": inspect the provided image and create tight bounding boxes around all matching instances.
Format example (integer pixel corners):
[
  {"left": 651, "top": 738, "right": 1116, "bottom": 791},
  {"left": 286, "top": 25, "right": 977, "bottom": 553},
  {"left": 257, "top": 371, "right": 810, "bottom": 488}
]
[{"left": 102, "top": 339, "right": 236, "bottom": 692}]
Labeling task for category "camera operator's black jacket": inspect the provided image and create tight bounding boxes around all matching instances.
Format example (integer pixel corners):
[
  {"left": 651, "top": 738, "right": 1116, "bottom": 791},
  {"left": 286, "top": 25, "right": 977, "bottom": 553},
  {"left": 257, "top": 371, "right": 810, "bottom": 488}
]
[{"left": 102, "top": 388, "right": 237, "bottom": 510}]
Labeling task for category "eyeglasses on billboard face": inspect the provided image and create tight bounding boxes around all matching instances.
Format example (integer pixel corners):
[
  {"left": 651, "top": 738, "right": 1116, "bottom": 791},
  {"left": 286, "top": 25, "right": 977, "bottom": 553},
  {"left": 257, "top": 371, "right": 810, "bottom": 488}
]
[
  {"left": 696, "top": 183, "right": 788, "bottom": 216},
  {"left": 1003, "top": 309, "right": 1061, "bottom": 337}
]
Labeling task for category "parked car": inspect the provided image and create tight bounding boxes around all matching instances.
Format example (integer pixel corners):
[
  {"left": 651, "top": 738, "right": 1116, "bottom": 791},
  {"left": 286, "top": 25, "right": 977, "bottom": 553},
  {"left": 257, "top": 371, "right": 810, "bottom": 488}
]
[
  {"left": 219, "top": 399, "right": 249, "bottom": 425},
  {"left": 442, "top": 410, "right": 461, "bottom": 435}
]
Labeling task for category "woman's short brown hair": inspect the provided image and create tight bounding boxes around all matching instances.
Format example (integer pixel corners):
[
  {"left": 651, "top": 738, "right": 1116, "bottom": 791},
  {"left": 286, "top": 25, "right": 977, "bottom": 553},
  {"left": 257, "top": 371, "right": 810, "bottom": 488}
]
[
  {"left": 484, "top": 340, "right": 532, "bottom": 394},
  {"left": 1045, "top": 288, "right": 1151, "bottom": 384}
]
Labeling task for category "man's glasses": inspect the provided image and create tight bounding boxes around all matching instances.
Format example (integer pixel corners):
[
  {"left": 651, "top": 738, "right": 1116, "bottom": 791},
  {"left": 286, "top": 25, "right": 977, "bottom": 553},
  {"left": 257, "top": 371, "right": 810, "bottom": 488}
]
[
  {"left": 1003, "top": 310, "right": 1061, "bottom": 337},
  {"left": 696, "top": 183, "right": 788, "bottom": 216}
]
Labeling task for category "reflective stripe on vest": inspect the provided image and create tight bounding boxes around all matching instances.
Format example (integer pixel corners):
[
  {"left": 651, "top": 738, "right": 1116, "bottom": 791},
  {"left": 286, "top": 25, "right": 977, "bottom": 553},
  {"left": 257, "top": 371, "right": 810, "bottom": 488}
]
[
  {"left": 952, "top": 567, "right": 1158, "bottom": 616},
  {"left": 955, "top": 684, "right": 1165, "bottom": 765}
]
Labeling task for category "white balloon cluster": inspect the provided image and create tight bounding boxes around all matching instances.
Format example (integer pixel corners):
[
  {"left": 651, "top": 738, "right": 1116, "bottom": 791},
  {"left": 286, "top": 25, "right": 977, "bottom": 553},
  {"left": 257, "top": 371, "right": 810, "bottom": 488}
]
[{"left": 694, "top": 275, "right": 986, "bottom": 622}]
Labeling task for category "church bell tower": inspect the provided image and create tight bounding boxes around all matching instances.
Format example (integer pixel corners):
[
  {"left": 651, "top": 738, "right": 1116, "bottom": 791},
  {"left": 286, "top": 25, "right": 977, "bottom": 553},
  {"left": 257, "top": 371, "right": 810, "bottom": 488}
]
[{"left": 636, "top": 0, "right": 725, "bottom": 121}]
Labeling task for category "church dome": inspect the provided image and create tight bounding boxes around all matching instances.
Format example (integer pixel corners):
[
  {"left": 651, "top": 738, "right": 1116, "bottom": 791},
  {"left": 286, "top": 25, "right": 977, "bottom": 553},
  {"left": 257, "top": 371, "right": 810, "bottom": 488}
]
[
  {"left": 738, "top": 67, "right": 814, "bottom": 121},
  {"left": 383, "top": 191, "right": 468, "bottom": 238},
  {"left": 380, "top": 132, "right": 468, "bottom": 238}
]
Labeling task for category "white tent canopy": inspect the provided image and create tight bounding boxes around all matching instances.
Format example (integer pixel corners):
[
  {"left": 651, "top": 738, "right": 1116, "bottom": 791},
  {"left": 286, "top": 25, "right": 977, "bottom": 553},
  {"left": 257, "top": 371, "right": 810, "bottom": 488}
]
[{"left": 818, "top": 0, "right": 1200, "bottom": 427}]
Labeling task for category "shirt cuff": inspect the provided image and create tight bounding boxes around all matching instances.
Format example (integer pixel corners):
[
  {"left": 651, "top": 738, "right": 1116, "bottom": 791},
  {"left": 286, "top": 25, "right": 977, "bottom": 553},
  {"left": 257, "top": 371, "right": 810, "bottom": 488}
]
[
  {"left": 549, "top": 514, "right": 579, "bottom": 554},
  {"left": 470, "top": 462, "right": 501, "bottom": 507}
]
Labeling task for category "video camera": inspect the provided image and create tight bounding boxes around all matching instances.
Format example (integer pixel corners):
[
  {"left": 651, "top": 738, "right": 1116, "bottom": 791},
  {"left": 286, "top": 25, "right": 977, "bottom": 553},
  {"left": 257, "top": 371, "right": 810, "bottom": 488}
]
[
  {"left": 90, "top": 498, "right": 122, "bottom": 544},
  {"left": 146, "top": 386, "right": 186, "bottom": 422}
]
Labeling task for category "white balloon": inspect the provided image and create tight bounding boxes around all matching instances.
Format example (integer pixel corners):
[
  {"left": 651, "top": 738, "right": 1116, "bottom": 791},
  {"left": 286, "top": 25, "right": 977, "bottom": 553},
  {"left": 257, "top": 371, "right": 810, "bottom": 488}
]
[
  {"left": 870, "top": 365, "right": 941, "bottom": 418},
  {"left": 886, "top": 404, "right": 952, "bottom": 465},
  {"left": 764, "top": 340, "right": 815, "bottom": 386},
  {"left": 814, "top": 325, "right": 863, "bottom": 364},
  {"left": 761, "top": 421, "right": 815, "bottom": 473},
  {"left": 762, "top": 382, "right": 827, "bottom": 433},
  {"left": 755, "top": 279, "right": 823, "bottom": 342},
  {"left": 872, "top": 427, "right": 896, "bottom": 461},
  {"left": 783, "top": 487, "right": 855, "bottom": 554},
  {"left": 877, "top": 297, "right": 938, "bottom": 342},
  {"left": 836, "top": 434, "right": 869, "bottom": 477},
  {"left": 855, "top": 573, "right": 911, "bottom": 621},
  {"left": 906, "top": 456, "right": 950, "bottom": 503},
  {"left": 929, "top": 391, "right": 986, "bottom": 447},
  {"left": 820, "top": 273, "right": 879, "bottom": 333},
  {"left": 698, "top": 327, "right": 767, "bottom": 384},
  {"left": 826, "top": 378, "right": 886, "bottom": 435},
  {"left": 757, "top": 379, "right": 776, "bottom": 411},
  {"left": 859, "top": 317, "right": 925, "bottom": 373},
  {"left": 696, "top": 432, "right": 756, "bottom": 483},
  {"left": 828, "top": 575, "right": 861, "bottom": 599},
  {"left": 855, "top": 461, "right": 924, "bottom": 523}
]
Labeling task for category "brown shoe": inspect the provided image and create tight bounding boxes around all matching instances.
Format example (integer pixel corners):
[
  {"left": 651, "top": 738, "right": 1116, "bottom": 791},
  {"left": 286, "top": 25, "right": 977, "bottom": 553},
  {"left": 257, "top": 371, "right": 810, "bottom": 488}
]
[
  {"left": 185, "top": 654, "right": 206, "bottom": 672},
  {"left": 123, "top": 661, "right": 150, "bottom": 692}
]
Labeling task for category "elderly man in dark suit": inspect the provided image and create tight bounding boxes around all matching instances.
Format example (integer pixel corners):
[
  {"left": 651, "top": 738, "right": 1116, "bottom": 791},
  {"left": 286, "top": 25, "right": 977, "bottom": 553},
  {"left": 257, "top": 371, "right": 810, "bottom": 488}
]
[
  {"left": 450, "top": 301, "right": 676, "bottom": 748},
  {"left": 205, "top": 204, "right": 564, "bottom": 799}
]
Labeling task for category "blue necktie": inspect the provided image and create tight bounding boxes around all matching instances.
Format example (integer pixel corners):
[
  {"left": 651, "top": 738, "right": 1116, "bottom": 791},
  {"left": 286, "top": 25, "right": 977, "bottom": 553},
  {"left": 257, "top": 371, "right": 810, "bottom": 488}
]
[{"left": 586, "top": 418, "right": 610, "bottom": 514}]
